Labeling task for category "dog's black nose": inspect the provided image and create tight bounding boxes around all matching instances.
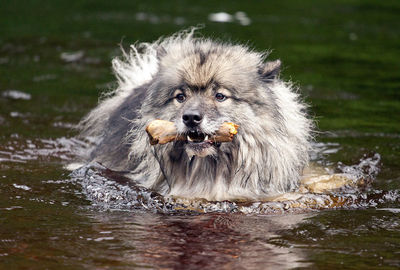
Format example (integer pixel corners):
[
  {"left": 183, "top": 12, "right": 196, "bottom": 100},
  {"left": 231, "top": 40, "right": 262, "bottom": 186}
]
[{"left": 182, "top": 111, "right": 203, "bottom": 128}]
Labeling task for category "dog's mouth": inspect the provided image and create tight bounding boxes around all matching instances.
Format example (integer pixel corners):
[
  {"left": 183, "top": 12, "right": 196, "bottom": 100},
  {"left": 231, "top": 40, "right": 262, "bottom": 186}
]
[
  {"left": 182, "top": 128, "right": 225, "bottom": 157},
  {"left": 186, "top": 131, "right": 210, "bottom": 143},
  {"left": 184, "top": 130, "right": 220, "bottom": 154}
]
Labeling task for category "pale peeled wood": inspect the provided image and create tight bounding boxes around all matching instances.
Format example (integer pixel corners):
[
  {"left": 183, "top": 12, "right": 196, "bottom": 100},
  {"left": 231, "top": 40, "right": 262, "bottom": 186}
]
[{"left": 145, "top": 120, "right": 239, "bottom": 145}]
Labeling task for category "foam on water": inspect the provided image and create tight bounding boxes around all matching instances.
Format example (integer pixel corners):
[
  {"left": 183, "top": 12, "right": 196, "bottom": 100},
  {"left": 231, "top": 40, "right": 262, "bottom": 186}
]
[
  {"left": 0, "top": 136, "right": 89, "bottom": 163},
  {"left": 70, "top": 150, "right": 399, "bottom": 214},
  {"left": 1, "top": 90, "right": 31, "bottom": 100}
]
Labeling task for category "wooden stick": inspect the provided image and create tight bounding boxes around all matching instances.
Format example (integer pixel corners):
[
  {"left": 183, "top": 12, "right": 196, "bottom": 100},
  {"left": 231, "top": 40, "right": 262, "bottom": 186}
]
[{"left": 146, "top": 120, "right": 239, "bottom": 145}]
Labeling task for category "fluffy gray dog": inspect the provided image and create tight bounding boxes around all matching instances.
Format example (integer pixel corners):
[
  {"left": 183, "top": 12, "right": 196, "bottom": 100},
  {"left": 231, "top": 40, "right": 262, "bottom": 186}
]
[{"left": 78, "top": 29, "right": 313, "bottom": 201}]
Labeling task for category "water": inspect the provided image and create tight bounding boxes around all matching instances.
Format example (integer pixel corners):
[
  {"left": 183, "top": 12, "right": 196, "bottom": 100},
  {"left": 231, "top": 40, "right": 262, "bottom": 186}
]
[
  {"left": 1, "top": 0, "right": 400, "bottom": 269},
  {"left": 71, "top": 151, "right": 389, "bottom": 214}
]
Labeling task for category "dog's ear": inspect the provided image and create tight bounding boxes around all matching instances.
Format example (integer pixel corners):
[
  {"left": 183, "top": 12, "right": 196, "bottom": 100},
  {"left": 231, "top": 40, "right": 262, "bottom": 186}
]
[{"left": 259, "top": 59, "right": 281, "bottom": 82}]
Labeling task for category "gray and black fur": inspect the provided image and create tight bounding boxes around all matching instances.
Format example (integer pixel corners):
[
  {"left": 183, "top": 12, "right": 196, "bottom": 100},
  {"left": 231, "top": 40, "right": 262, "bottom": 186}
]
[{"left": 78, "top": 29, "right": 313, "bottom": 201}]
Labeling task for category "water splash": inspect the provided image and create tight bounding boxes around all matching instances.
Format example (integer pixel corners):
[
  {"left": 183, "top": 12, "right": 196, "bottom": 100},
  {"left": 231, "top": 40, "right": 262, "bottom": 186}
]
[
  {"left": 208, "top": 11, "right": 251, "bottom": 26},
  {"left": 0, "top": 136, "right": 87, "bottom": 163},
  {"left": 1, "top": 90, "right": 31, "bottom": 100},
  {"left": 71, "top": 151, "right": 399, "bottom": 214}
]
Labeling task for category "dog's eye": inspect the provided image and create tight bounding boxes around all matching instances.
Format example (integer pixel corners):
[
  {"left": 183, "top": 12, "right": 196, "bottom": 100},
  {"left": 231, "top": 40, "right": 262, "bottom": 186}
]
[
  {"left": 215, "top": 93, "right": 227, "bottom": 102},
  {"left": 175, "top": 93, "right": 186, "bottom": 103}
]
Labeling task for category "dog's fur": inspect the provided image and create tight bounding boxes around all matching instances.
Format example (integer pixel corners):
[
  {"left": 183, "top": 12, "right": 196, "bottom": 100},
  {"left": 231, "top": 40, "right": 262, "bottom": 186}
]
[{"left": 78, "top": 29, "right": 313, "bottom": 201}]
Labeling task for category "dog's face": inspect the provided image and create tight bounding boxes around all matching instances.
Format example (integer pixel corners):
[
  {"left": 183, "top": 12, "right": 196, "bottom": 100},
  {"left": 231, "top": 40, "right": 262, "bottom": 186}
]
[
  {"left": 173, "top": 84, "right": 232, "bottom": 157},
  {"left": 145, "top": 47, "right": 281, "bottom": 158}
]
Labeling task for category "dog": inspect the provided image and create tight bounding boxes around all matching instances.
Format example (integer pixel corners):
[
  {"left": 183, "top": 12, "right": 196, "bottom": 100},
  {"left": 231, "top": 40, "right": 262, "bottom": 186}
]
[{"left": 78, "top": 29, "right": 313, "bottom": 201}]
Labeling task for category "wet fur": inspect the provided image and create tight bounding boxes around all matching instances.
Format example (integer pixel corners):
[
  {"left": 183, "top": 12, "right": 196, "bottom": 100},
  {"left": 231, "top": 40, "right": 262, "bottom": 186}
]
[{"left": 78, "top": 29, "right": 313, "bottom": 201}]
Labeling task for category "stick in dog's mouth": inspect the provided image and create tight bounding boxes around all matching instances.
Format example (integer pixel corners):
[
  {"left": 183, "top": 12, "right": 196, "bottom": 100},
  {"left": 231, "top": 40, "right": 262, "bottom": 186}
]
[{"left": 146, "top": 120, "right": 239, "bottom": 145}]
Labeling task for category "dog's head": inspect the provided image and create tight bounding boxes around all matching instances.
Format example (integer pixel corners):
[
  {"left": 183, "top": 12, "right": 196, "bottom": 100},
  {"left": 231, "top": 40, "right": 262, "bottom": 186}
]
[
  {"left": 173, "top": 83, "right": 232, "bottom": 157},
  {"left": 142, "top": 43, "right": 282, "bottom": 158}
]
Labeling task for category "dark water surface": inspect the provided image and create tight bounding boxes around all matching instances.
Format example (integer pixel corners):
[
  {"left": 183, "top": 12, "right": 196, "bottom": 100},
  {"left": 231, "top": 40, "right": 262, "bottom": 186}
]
[{"left": 1, "top": 1, "right": 399, "bottom": 269}]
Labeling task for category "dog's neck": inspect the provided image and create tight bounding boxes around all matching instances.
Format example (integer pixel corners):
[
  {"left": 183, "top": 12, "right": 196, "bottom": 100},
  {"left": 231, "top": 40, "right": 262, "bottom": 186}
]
[{"left": 151, "top": 142, "right": 238, "bottom": 196}]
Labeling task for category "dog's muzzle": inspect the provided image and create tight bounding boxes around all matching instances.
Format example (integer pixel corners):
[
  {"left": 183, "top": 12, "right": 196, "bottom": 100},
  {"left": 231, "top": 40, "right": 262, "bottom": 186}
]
[{"left": 185, "top": 129, "right": 220, "bottom": 155}]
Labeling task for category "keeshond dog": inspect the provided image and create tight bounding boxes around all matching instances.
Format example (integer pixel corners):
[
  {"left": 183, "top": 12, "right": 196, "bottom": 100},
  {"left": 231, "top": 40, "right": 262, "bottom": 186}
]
[{"left": 78, "top": 29, "right": 313, "bottom": 201}]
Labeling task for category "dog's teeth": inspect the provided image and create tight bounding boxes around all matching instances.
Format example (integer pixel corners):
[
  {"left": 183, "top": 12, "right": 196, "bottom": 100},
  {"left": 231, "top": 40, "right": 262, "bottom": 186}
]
[
  {"left": 205, "top": 135, "right": 209, "bottom": 141},
  {"left": 187, "top": 135, "right": 193, "bottom": 142}
]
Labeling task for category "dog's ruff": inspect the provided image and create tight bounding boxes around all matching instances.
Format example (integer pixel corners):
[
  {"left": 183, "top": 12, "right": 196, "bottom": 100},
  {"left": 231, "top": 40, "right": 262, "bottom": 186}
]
[{"left": 78, "top": 29, "right": 313, "bottom": 201}]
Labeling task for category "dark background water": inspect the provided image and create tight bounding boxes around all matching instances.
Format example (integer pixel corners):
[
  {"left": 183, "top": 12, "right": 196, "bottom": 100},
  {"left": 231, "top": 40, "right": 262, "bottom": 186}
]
[{"left": 0, "top": 0, "right": 399, "bottom": 269}]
